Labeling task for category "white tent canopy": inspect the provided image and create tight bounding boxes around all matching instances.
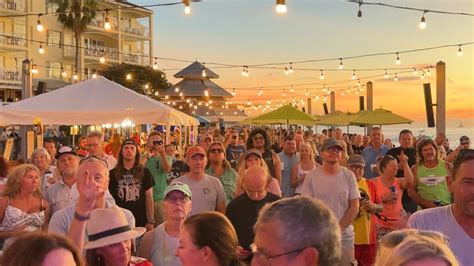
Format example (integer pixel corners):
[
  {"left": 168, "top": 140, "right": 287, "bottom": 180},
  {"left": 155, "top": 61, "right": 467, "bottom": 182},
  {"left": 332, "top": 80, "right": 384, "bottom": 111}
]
[{"left": 0, "top": 76, "right": 199, "bottom": 126}]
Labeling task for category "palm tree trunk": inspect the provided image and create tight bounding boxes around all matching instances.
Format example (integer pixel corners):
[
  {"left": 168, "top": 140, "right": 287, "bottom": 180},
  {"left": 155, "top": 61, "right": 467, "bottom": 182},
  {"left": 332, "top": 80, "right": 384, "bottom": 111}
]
[{"left": 75, "top": 31, "right": 81, "bottom": 80}]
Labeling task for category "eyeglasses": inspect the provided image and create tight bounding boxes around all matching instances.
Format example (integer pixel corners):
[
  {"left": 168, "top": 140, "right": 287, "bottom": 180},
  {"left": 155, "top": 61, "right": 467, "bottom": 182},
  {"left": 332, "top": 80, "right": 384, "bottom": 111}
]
[
  {"left": 165, "top": 196, "right": 190, "bottom": 204},
  {"left": 349, "top": 165, "right": 364, "bottom": 170},
  {"left": 80, "top": 155, "right": 108, "bottom": 168},
  {"left": 209, "top": 148, "right": 224, "bottom": 154},
  {"left": 253, "top": 135, "right": 264, "bottom": 141},
  {"left": 461, "top": 142, "right": 470, "bottom": 145},
  {"left": 250, "top": 243, "right": 306, "bottom": 265},
  {"left": 324, "top": 147, "right": 342, "bottom": 153}
]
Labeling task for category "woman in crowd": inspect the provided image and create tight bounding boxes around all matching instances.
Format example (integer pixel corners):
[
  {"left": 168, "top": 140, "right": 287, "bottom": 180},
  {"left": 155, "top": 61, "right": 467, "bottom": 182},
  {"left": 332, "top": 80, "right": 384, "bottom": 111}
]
[
  {"left": 105, "top": 133, "right": 122, "bottom": 159},
  {"left": 0, "top": 155, "right": 9, "bottom": 194},
  {"left": 31, "top": 147, "right": 57, "bottom": 193},
  {"left": 373, "top": 155, "right": 413, "bottom": 239},
  {"left": 0, "top": 164, "right": 50, "bottom": 250},
  {"left": 138, "top": 182, "right": 192, "bottom": 266},
  {"left": 205, "top": 142, "right": 238, "bottom": 202},
  {"left": 234, "top": 149, "right": 281, "bottom": 197},
  {"left": 176, "top": 211, "right": 243, "bottom": 266},
  {"left": 246, "top": 128, "right": 282, "bottom": 184},
  {"left": 376, "top": 229, "right": 458, "bottom": 266},
  {"left": 291, "top": 142, "right": 318, "bottom": 194},
  {"left": 1, "top": 231, "right": 83, "bottom": 266}
]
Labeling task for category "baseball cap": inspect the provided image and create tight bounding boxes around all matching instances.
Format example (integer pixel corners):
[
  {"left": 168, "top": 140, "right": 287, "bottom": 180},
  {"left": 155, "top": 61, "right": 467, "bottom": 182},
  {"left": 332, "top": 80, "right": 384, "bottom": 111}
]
[
  {"left": 460, "top": 136, "right": 470, "bottom": 143},
  {"left": 244, "top": 149, "right": 262, "bottom": 159},
  {"left": 121, "top": 138, "right": 137, "bottom": 149},
  {"left": 321, "top": 138, "right": 344, "bottom": 151},
  {"left": 347, "top": 154, "right": 366, "bottom": 166},
  {"left": 56, "top": 145, "right": 77, "bottom": 159},
  {"left": 186, "top": 146, "right": 206, "bottom": 158},
  {"left": 164, "top": 182, "right": 192, "bottom": 199}
]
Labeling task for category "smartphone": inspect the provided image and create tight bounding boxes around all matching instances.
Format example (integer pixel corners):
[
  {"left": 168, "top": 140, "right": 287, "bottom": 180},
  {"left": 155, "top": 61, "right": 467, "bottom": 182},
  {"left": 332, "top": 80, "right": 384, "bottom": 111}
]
[{"left": 153, "top": 140, "right": 163, "bottom": 146}]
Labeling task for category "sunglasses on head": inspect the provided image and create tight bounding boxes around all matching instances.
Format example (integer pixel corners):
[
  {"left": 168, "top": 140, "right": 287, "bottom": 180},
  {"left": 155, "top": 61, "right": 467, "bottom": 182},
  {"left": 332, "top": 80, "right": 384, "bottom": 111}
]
[{"left": 80, "top": 155, "right": 109, "bottom": 168}]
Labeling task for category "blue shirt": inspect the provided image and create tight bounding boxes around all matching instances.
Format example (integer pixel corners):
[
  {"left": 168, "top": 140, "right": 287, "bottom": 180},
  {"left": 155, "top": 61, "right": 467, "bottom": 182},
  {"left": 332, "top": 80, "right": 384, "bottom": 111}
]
[
  {"left": 278, "top": 152, "right": 299, "bottom": 197},
  {"left": 362, "top": 145, "right": 389, "bottom": 179}
]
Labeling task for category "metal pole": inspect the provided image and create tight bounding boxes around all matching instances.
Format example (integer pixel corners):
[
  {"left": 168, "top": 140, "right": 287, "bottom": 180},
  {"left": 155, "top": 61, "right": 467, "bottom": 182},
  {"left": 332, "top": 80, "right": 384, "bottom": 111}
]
[
  {"left": 20, "top": 59, "right": 33, "bottom": 160},
  {"left": 366, "top": 81, "right": 373, "bottom": 134},
  {"left": 436, "top": 61, "right": 446, "bottom": 136}
]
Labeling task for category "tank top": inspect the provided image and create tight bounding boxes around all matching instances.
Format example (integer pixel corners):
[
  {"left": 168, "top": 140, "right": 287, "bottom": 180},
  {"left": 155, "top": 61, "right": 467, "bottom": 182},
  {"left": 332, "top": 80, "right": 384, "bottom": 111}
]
[
  {"left": 1, "top": 197, "right": 45, "bottom": 250},
  {"left": 150, "top": 223, "right": 181, "bottom": 266},
  {"left": 262, "top": 150, "right": 276, "bottom": 178},
  {"left": 373, "top": 177, "right": 403, "bottom": 229},
  {"left": 415, "top": 161, "right": 451, "bottom": 205},
  {"left": 295, "top": 162, "right": 317, "bottom": 194}
]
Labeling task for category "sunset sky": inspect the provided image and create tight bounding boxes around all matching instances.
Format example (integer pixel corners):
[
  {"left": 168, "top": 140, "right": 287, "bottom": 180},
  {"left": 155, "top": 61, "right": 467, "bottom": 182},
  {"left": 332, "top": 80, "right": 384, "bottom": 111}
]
[{"left": 130, "top": 0, "right": 473, "bottom": 127}]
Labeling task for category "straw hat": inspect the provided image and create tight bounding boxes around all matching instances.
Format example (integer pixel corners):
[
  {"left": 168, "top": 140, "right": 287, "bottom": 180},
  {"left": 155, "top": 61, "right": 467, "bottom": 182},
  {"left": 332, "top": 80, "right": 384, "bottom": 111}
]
[{"left": 84, "top": 206, "right": 146, "bottom": 250}]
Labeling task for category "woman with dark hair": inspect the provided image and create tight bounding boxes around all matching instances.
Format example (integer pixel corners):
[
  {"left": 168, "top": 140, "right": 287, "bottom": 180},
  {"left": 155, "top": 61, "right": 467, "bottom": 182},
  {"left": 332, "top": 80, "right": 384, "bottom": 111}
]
[
  {"left": 205, "top": 142, "right": 238, "bottom": 202},
  {"left": 1, "top": 231, "right": 83, "bottom": 266},
  {"left": 373, "top": 154, "right": 414, "bottom": 239},
  {"left": 105, "top": 133, "right": 122, "bottom": 159},
  {"left": 176, "top": 211, "right": 243, "bottom": 266},
  {"left": 0, "top": 155, "right": 9, "bottom": 194},
  {"left": 246, "top": 128, "right": 282, "bottom": 184}
]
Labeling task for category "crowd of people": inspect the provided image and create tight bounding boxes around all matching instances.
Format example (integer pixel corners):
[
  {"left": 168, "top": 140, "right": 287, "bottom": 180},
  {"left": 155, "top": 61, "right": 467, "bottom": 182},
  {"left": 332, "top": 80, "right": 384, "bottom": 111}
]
[{"left": 0, "top": 126, "right": 471, "bottom": 266}]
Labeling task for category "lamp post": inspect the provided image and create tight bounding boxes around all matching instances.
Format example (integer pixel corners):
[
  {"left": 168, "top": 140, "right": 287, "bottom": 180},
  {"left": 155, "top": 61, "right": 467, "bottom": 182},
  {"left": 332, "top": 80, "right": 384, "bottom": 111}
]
[{"left": 20, "top": 59, "right": 33, "bottom": 160}]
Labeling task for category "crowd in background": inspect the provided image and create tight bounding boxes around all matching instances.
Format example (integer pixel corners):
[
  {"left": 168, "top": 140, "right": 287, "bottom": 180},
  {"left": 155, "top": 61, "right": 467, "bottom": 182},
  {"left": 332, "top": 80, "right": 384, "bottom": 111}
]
[{"left": 0, "top": 124, "right": 471, "bottom": 266}]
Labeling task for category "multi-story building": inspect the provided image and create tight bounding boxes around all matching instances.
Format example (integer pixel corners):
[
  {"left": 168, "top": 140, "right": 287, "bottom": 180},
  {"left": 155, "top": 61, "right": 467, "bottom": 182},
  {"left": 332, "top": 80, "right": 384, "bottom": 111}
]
[{"left": 0, "top": 0, "right": 153, "bottom": 102}]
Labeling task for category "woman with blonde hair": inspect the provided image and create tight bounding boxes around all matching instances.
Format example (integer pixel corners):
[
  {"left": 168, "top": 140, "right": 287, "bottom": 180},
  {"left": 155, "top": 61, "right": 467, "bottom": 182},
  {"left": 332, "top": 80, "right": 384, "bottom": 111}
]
[
  {"left": 291, "top": 142, "right": 319, "bottom": 194},
  {"left": 105, "top": 133, "right": 122, "bottom": 159},
  {"left": 31, "top": 147, "right": 57, "bottom": 194},
  {"left": 376, "top": 229, "right": 458, "bottom": 266},
  {"left": 234, "top": 149, "right": 281, "bottom": 197},
  {"left": 0, "top": 164, "right": 50, "bottom": 250}
]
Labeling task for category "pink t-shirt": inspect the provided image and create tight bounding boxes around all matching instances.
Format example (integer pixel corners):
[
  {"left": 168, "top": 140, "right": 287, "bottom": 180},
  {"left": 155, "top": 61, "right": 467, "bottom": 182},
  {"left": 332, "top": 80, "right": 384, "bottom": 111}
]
[
  {"left": 373, "top": 177, "right": 403, "bottom": 229},
  {"left": 266, "top": 177, "right": 282, "bottom": 197}
]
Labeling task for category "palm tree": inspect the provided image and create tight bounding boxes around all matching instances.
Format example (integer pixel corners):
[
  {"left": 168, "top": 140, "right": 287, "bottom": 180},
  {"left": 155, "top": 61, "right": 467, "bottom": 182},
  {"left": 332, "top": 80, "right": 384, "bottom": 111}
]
[{"left": 54, "top": 0, "right": 97, "bottom": 80}]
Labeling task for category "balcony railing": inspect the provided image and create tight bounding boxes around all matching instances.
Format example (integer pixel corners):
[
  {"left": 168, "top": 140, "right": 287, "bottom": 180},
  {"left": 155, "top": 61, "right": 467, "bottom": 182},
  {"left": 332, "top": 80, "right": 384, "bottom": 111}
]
[
  {"left": 89, "top": 19, "right": 117, "bottom": 31},
  {"left": 0, "top": 70, "right": 21, "bottom": 81},
  {"left": 0, "top": 34, "right": 26, "bottom": 48},
  {"left": 0, "top": 0, "right": 26, "bottom": 12},
  {"left": 121, "top": 26, "right": 150, "bottom": 38},
  {"left": 84, "top": 46, "right": 119, "bottom": 60}
]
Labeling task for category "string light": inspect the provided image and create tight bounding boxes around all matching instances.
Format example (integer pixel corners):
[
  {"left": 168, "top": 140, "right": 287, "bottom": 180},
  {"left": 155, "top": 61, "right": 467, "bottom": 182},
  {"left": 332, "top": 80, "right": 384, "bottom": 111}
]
[
  {"left": 284, "top": 67, "right": 289, "bottom": 75},
  {"left": 413, "top": 68, "right": 418, "bottom": 75},
  {"left": 394, "top": 73, "right": 398, "bottom": 81},
  {"left": 289, "top": 62, "right": 294, "bottom": 74},
  {"left": 201, "top": 63, "right": 206, "bottom": 77},
  {"left": 155, "top": 91, "right": 159, "bottom": 96},
  {"left": 420, "top": 71, "right": 425, "bottom": 79},
  {"left": 352, "top": 70, "right": 357, "bottom": 80},
  {"left": 320, "top": 70, "right": 325, "bottom": 80},
  {"left": 38, "top": 43, "right": 44, "bottom": 54},
  {"left": 419, "top": 11, "right": 427, "bottom": 29},
  {"left": 258, "top": 88, "right": 263, "bottom": 96},
  {"left": 31, "top": 64, "right": 38, "bottom": 74},
  {"left": 357, "top": 3, "right": 362, "bottom": 17},
  {"left": 282, "top": 89, "right": 286, "bottom": 97},
  {"left": 241, "top": 66, "right": 249, "bottom": 77},
  {"left": 384, "top": 69, "right": 389, "bottom": 79},
  {"left": 100, "top": 56, "right": 105, "bottom": 63},
  {"left": 395, "top": 52, "right": 401, "bottom": 64},
  {"left": 457, "top": 45, "right": 463, "bottom": 56},
  {"left": 204, "top": 89, "right": 209, "bottom": 96},
  {"left": 36, "top": 14, "right": 43, "bottom": 32},
  {"left": 426, "top": 69, "right": 431, "bottom": 76},
  {"left": 174, "top": 87, "right": 180, "bottom": 92},
  {"left": 357, "top": 79, "right": 361, "bottom": 87},
  {"left": 183, "top": 0, "right": 191, "bottom": 14},
  {"left": 153, "top": 58, "right": 158, "bottom": 70},
  {"left": 275, "top": 0, "right": 287, "bottom": 14},
  {"left": 92, "top": 73, "right": 97, "bottom": 79},
  {"left": 61, "top": 68, "right": 66, "bottom": 77},
  {"left": 314, "top": 95, "right": 319, "bottom": 101},
  {"left": 290, "top": 85, "right": 294, "bottom": 93},
  {"left": 339, "top": 58, "right": 344, "bottom": 70},
  {"left": 104, "top": 10, "right": 111, "bottom": 30},
  {"left": 73, "top": 73, "right": 78, "bottom": 80},
  {"left": 305, "top": 89, "right": 309, "bottom": 96},
  {"left": 232, "top": 88, "right": 236, "bottom": 96},
  {"left": 126, "top": 73, "right": 132, "bottom": 80}
]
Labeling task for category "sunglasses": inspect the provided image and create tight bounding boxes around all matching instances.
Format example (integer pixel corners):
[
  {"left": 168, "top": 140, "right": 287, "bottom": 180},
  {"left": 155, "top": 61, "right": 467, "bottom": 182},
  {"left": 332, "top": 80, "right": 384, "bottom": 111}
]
[
  {"left": 165, "top": 196, "right": 190, "bottom": 204},
  {"left": 461, "top": 142, "right": 470, "bottom": 145},
  {"left": 324, "top": 147, "right": 342, "bottom": 153},
  {"left": 209, "top": 148, "right": 224, "bottom": 154}
]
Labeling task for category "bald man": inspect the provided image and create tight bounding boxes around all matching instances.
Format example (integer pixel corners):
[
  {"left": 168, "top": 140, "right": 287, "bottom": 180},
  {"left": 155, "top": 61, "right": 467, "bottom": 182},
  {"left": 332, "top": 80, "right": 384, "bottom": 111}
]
[{"left": 226, "top": 166, "right": 281, "bottom": 259}]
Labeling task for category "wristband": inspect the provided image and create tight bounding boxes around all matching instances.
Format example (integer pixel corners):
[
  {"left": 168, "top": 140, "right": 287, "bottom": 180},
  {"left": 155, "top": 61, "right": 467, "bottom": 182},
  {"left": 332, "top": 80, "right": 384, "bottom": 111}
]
[
  {"left": 147, "top": 220, "right": 155, "bottom": 224},
  {"left": 74, "top": 211, "right": 90, "bottom": 221}
]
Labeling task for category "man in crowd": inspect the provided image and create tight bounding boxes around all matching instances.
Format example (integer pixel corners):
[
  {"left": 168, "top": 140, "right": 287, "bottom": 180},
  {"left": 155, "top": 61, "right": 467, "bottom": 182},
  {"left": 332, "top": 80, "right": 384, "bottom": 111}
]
[
  {"left": 300, "top": 138, "right": 359, "bottom": 266},
  {"left": 85, "top": 131, "right": 117, "bottom": 170},
  {"left": 386, "top": 129, "right": 418, "bottom": 213},
  {"left": 278, "top": 136, "right": 298, "bottom": 197},
  {"left": 225, "top": 128, "right": 246, "bottom": 170},
  {"left": 352, "top": 134, "right": 365, "bottom": 155},
  {"left": 173, "top": 146, "right": 226, "bottom": 214},
  {"left": 293, "top": 133, "right": 304, "bottom": 152},
  {"left": 44, "top": 138, "right": 58, "bottom": 166},
  {"left": 252, "top": 196, "right": 342, "bottom": 266},
  {"left": 334, "top": 128, "right": 353, "bottom": 156},
  {"left": 226, "top": 166, "right": 280, "bottom": 260},
  {"left": 109, "top": 139, "right": 155, "bottom": 231},
  {"left": 145, "top": 132, "right": 171, "bottom": 226},
  {"left": 76, "top": 136, "right": 88, "bottom": 158},
  {"left": 408, "top": 139, "right": 452, "bottom": 209},
  {"left": 246, "top": 128, "right": 282, "bottom": 184},
  {"left": 198, "top": 133, "right": 213, "bottom": 152},
  {"left": 408, "top": 149, "right": 474, "bottom": 266},
  {"left": 362, "top": 127, "right": 389, "bottom": 179},
  {"left": 165, "top": 144, "right": 185, "bottom": 182},
  {"left": 447, "top": 136, "right": 471, "bottom": 163}
]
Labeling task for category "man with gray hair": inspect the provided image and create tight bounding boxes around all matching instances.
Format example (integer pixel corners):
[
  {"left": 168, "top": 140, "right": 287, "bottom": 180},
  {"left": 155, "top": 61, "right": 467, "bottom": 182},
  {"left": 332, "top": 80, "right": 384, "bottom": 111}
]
[
  {"left": 86, "top": 131, "right": 117, "bottom": 170},
  {"left": 252, "top": 196, "right": 341, "bottom": 266}
]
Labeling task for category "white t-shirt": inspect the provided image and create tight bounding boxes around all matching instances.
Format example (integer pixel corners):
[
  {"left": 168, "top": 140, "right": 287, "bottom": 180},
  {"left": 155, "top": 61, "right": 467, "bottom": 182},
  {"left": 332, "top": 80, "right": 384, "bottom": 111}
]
[
  {"left": 173, "top": 174, "right": 226, "bottom": 215},
  {"left": 408, "top": 205, "right": 474, "bottom": 266},
  {"left": 300, "top": 166, "right": 360, "bottom": 247}
]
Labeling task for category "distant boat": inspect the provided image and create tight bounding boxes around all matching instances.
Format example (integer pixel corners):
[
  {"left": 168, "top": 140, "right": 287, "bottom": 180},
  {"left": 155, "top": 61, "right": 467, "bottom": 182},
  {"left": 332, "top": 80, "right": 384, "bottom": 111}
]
[{"left": 458, "top": 122, "right": 464, "bottom": 128}]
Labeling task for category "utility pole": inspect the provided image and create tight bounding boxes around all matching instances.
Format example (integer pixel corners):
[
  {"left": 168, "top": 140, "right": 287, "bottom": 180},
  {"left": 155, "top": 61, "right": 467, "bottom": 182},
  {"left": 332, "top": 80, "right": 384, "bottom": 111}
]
[{"left": 20, "top": 59, "right": 33, "bottom": 160}]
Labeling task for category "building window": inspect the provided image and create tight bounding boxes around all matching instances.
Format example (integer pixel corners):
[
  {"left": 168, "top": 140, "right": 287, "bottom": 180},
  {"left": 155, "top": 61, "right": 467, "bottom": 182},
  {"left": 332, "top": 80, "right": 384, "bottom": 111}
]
[
  {"left": 46, "top": 0, "right": 58, "bottom": 14},
  {"left": 47, "top": 30, "right": 61, "bottom": 48},
  {"left": 47, "top": 61, "right": 62, "bottom": 79}
]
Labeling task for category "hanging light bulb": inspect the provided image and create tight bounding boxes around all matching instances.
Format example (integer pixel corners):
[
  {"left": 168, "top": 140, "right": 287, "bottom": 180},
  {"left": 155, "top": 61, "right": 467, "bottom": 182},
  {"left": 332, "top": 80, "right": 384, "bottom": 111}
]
[
  {"left": 323, "top": 96, "right": 327, "bottom": 102},
  {"left": 275, "top": 0, "right": 287, "bottom": 14},
  {"left": 37, "top": 14, "right": 43, "bottom": 32},
  {"left": 419, "top": 11, "right": 427, "bottom": 29},
  {"left": 61, "top": 68, "right": 66, "bottom": 77},
  {"left": 31, "top": 64, "right": 38, "bottom": 74},
  {"left": 282, "top": 89, "right": 286, "bottom": 97},
  {"left": 289, "top": 62, "right": 294, "bottom": 74},
  {"left": 394, "top": 73, "right": 398, "bottom": 82},
  {"left": 357, "top": 79, "right": 361, "bottom": 87},
  {"left": 126, "top": 73, "right": 132, "bottom": 80},
  {"left": 258, "top": 88, "right": 263, "bottom": 96},
  {"left": 323, "top": 84, "right": 327, "bottom": 93},
  {"left": 320, "top": 69, "right": 325, "bottom": 80},
  {"left": 100, "top": 56, "right": 105, "bottom": 63},
  {"left": 183, "top": 0, "right": 191, "bottom": 14},
  {"left": 155, "top": 91, "right": 159, "bottom": 96},
  {"left": 38, "top": 43, "right": 44, "bottom": 54},
  {"left": 420, "top": 72, "right": 425, "bottom": 79},
  {"left": 174, "top": 87, "right": 180, "bottom": 92},
  {"left": 201, "top": 65, "right": 206, "bottom": 77},
  {"left": 305, "top": 89, "right": 309, "bottom": 96},
  {"left": 290, "top": 86, "right": 294, "bottom": 93},
  {"left": 232, "top": 88, "right": 236, "bottom": 96},
  {"left": 352, "top": 70, "right": 357, "bottom": 80},
  {"left": 341, "top": 91, "right": 345, "bottom": 96},
  {"left": 384, "top": 69, "right": 389, "bottom": 79},
  {"left": 413, "top": 68, "right": 418, "bottom": 75},
  {"left": 457, "top": 45, "right": 463, "bottom": 56},
  {"left": 357, "top": 3, "right": 362, "bottom": 17},
  {"left": 241, "top": 66, "right": 246, "bottom": 76},
  {"left": 396, "top": 52, "right": 401, "bottom": 65},
  {"left": 315, "top": 95, "right": 319, "bottom": 101},
  {"left": 284, "top": 67, "right": 289, "bottom": 75},
  {"left": 153, "top": 58, "right": 158, "bottom": 70},
  {"left": 73, "top": 73, "right": 78, "bottom": 80},
  {"left": 247, "top": 99, "right": 252, "bottom": 106},
  {"left": 92, "top": 73, "right": 97, "bottom": 79},
  {"left": 339, "top": 58, "right": 344, "bottom": 70},
  {"left": 204, "top": 89, "right": 209, "bottom": 96},
  {"left": 427, "top": 69, "right": 431, "bottom": 76},
  {"left": 104, "top": 10, "right": 111, "bottom": 30}
]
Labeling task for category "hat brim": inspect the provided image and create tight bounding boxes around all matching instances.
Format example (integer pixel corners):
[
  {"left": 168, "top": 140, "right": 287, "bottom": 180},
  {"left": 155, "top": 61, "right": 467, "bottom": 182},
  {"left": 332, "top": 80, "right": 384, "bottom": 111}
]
[
  {"left": 56, "top": 151, "right": 77, "bottom": 159},
  {"left": 245, "top": 152, "right": 262, "bottom": 159},
  {"left": 190, "top": 152, "right": 206, "bottom": 158},
  {"left": 165, "top": 188, "right": 192, "bottom": 198},
  {"left": 84, "top": 227, "right": 146, "bottom": 250}
]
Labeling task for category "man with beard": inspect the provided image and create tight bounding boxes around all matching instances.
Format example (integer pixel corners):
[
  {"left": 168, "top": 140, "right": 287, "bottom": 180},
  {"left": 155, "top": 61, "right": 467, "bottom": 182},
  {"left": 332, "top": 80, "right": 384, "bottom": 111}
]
[{"left": 408, "top": 149, "right": 474, "bottom": 266}]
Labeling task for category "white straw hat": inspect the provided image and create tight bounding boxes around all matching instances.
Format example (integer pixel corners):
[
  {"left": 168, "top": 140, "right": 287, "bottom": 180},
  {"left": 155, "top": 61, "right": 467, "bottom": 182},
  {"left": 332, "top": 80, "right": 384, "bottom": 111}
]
[{"left": 84, "top": 206, "right": 146, "bottom": 250}]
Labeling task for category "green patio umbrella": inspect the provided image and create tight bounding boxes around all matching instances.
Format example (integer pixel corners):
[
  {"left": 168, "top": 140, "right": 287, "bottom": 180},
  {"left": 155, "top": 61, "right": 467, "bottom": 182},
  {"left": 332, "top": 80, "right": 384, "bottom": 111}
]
[
  {"left": 350, "top": 108, "right": 413, "bottom": 126},
  {"left": 317, "top": 111, "right": 359, "bottom": 126},
  {"left": 249, "top": 105, "right": 318, "bottom": 126}
]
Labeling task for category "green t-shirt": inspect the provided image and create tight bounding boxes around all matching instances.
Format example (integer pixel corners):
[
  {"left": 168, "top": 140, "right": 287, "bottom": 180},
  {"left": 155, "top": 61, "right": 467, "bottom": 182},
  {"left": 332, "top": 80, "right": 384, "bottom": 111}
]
[
  {"left": 205, "top": 166, "right": 238, "bottom": 202},
  {"left": 416, "top": 160, "right": 451, "bottom": 205},
  {"left": 146, "top": 155, "right": 172, "bottom": 201}
]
